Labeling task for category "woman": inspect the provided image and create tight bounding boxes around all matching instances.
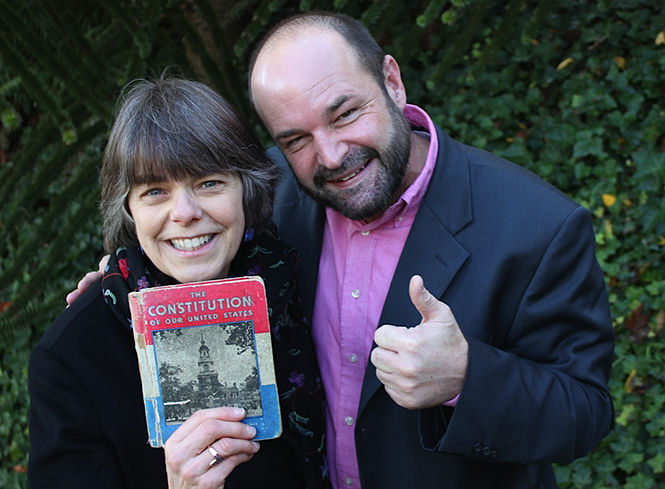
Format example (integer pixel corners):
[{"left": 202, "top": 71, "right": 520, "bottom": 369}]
[{"left": 28, "top": 76, "right": 329, "bottom": 489}]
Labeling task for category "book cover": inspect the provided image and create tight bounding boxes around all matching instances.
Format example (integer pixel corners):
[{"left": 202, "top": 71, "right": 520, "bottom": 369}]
[{"left": 129, "top": 276, "right": 282, "bottom": 448}]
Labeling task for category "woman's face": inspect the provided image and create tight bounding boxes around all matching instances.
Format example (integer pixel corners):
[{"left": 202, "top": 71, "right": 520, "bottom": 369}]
[{"left": 127, "top": 173, "right": 245, "bottom": 284}]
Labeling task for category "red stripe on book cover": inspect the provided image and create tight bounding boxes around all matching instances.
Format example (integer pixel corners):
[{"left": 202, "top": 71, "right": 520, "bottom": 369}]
[{"left": 130, "top": 277, "right": 270, "bottom": 345}]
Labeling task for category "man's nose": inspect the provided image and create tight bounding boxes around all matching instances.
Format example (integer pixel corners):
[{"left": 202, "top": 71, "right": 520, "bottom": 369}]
[{"left": 314, "top": 132, "right": 348, "bottom": 170}]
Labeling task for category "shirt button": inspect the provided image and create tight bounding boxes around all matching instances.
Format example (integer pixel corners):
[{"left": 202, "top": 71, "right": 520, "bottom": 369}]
[
  {"left": 349, "top": 354, "right": 358, "bottom": 363},
  {"left": 345, "top": 416, "right": 354, "bottom": 426},
  {"left": 345, "top": 478, "right": 354, "bottom": 486},
  {"left": 361, "top": 230, "right": 370, "bottom": 236},
  {"left": 397, "top": 216, "right": 404, "bottom": 222},
  {"left": 351, "top": 289, "right": 360, "bottom": 298}
]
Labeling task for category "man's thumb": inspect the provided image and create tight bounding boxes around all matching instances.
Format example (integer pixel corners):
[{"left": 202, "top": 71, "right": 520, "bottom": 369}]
[{"left": 409, "top": 275, "right": 442, "bottom": 322}]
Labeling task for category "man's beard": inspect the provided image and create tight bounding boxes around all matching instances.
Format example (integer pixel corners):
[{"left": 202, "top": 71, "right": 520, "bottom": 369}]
[{"left": 296, "top": 98, "right": 412, "bottom": 222}]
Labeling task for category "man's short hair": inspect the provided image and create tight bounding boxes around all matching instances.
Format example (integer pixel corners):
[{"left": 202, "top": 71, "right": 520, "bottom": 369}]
[{"left": 247, "top": 11, "right": 387, "bottom": 104}]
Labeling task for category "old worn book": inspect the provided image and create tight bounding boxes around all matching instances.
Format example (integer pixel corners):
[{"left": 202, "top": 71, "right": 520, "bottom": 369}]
[{"left": 129, "top": 276, "right": 281, "bottom": 447}]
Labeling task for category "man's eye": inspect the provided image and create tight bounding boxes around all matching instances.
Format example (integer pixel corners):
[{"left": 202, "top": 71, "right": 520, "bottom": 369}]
[
  {"left": 288, "top": 135, "right": 304, "bottom": 147},
  {"left": 339, "top": 108, "right": 356, "bottom": 120},
  {"left": 145, "top": 188, "right": 164, "bottom": 197}
]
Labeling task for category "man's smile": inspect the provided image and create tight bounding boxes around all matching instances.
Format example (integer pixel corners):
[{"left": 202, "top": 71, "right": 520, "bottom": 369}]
[{"left": 331, "top": 160, "right": 371, "bottom": 183}]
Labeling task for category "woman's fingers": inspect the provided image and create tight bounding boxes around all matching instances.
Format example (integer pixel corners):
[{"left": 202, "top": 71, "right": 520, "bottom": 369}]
[
  {"left": 166, "top": 437, "right": 259, "bottom": 489},
  {"left": 164, "top": 407, "right": 261, "bottom": 489},
  {"left": 166, "top": 407, "right": 255, "bottom": 457},
  {"left": 201, "top": 437, "right": 260, "bottom": 470}
]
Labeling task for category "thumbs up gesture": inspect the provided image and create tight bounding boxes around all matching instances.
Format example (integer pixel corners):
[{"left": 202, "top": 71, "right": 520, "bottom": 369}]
[{"left": 371, "top": 275, "right": 468, "bottom": 410}]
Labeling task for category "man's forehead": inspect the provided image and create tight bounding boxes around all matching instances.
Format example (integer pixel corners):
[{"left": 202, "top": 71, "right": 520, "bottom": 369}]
[
  {"left": 261, "top": 24, "right": 336, "bottom": 54},
  {"left": 251, "top": 28, "right": 364, "bottom": 114},
  {"left": 253, "top": 26, "right": 359, "bottom": 79}
]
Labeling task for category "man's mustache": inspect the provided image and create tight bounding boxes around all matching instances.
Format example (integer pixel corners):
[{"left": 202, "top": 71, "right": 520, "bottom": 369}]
[{"left": 313, "top": 147, "right": 380, "bottom": 187}]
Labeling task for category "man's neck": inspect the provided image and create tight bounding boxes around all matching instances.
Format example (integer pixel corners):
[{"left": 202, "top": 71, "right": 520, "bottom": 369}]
[{"left": 400, "top": 131, "right": 430, "bottom": 196}]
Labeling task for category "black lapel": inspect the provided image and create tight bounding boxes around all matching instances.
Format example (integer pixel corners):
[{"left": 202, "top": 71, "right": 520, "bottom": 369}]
[{"left": 358, "top": 127, "right": 473, "bottom": 416}]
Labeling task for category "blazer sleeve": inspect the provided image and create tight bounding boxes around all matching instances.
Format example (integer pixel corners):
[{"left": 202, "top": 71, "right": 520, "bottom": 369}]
[
  {"left": 420, "top": 205, "right": 614, "bottom": 464},
  {"left": 28, "top": 346, "right": 128, "bottom": 488}
]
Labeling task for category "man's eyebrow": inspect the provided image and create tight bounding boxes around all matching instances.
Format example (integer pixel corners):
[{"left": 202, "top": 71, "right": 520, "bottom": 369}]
[
  {"left": 326, "top": 95, "right": 350, "bottom": 116},
  {"left": 275, "top": 128, "right": 302, "bottom": 141}
]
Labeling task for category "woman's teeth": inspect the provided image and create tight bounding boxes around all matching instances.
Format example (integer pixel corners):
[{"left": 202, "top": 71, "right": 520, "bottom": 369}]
[{"left": 170, "top": 234, "right": 213, "bottom": 251}]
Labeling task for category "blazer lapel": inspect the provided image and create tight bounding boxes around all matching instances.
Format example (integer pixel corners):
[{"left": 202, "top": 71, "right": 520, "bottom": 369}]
[{"left": 358, "top": 126, "right": 473, "bottom": 416}]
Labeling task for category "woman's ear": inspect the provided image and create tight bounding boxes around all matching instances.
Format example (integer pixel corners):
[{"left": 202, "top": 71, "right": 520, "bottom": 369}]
[{"left": 382, "top": 55, "right": 407, "bottom": 109}]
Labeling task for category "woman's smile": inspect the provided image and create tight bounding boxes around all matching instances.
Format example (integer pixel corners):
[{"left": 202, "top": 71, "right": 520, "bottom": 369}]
[{"left": 169, "top": 233, "right": 215, "bottom": 252}]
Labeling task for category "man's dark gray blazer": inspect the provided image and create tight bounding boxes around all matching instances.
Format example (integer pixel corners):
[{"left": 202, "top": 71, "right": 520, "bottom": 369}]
[{"left": 269, "top": 124, "right": 614, "bottom": 489}]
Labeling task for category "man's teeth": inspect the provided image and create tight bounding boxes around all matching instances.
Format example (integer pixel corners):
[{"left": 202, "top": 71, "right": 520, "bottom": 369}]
[
  {"left": 334, "top": 163, "right": 367, "bottom": 182},
  {"left": 171, "top": 235, "right": 213, "bottom": 251}
]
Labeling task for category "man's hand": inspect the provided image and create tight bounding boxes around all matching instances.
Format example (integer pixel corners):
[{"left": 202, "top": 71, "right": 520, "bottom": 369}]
[
  {"left": 371, "top": 275, "right": 468, "bottom": 410},
  {"left": 65, "top": 255, "right": 110, "bottom": 305}
]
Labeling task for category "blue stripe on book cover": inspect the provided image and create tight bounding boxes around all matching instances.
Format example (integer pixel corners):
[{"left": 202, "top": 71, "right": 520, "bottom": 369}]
[
  {"left": 144, "top": 384, "right": 281, "bottom": 446},
  {"left": 244, "top": 384, "right": 282, "bottom": 440}
]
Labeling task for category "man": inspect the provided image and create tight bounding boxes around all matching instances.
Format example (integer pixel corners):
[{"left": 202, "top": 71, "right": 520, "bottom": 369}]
[
  {"left": 248, "top": 12, "right": 613, "bottom": 489},
  {"left": 69, "top": 11, "right": 614, "bottom": 489}
]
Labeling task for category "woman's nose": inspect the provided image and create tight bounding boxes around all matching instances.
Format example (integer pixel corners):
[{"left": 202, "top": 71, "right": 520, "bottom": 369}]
[{"left": 170, "top": 190, "right": 203, "bottom": 225}]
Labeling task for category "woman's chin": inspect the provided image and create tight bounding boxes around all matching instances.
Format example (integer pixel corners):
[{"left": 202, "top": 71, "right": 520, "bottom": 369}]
[{"left": 168, "top": 266, "right": 228, "bottom": 284}]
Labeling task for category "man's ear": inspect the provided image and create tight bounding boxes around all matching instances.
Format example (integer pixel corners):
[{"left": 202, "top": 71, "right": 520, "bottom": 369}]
[{"left": 383, "top": 55, "right": 407, "bottom": 109}]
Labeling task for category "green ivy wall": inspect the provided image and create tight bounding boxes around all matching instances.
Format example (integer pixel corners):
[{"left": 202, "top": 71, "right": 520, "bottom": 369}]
[{"left": 1, "top": 1, "right": 664, "bottom": 487}]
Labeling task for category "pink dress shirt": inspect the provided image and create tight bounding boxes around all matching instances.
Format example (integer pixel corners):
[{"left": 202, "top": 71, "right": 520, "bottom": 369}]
[{"left": 311, "top": 105, "right": 440, "bottom": 488}]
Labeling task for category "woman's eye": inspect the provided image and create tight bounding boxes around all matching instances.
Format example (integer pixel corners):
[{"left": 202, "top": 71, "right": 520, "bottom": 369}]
[
  {"left": 201, "top": 180, "right": 221, "bottom": 189},
  {"left": 145, "top": 188, "right": 164, "bottom": 197}
]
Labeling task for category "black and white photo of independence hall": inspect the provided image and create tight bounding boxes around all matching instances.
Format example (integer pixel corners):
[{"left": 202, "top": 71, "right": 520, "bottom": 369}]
[{"left": 152, "top": 321, "right": 262, "bottom": 425}]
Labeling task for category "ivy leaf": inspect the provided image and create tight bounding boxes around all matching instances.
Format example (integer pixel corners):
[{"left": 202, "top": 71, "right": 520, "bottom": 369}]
[
  {"left": 573, "top": 138, "right": 604, "bottom": 158},
  {"left": 557, "top": 57, "right": 574, "bottom": 70},
  {"left": 602, "top": 194, "right": 617, "bottom": 207},
  {"left": 656, "top": 31, "right": 665, "bottom": 45},
  {"left": 624, "top": 368, "right": 639, "bottom": 394},
  {"left": 626, "top": 304, "right": 652, "bottom": 344},
  {"left": 647, "top": 452, "right": 665, "bottom": 474},
  {"left": 618, "top": 452, "right": 645, "bottom": 473}
]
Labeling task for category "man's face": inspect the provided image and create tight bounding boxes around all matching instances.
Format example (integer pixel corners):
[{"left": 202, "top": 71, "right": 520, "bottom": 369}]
[{"left": 251, "top": 28, "right": 412, "bottom": 222}]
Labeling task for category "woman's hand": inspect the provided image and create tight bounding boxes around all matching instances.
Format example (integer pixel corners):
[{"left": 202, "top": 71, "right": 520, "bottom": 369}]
[{"left": 164, "top": 407, "right": 260, "bottom": 489}]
